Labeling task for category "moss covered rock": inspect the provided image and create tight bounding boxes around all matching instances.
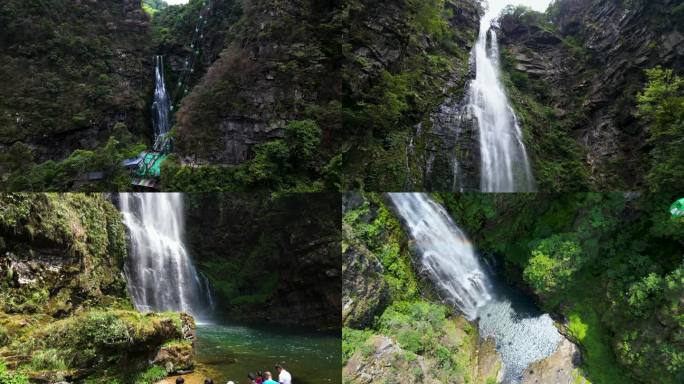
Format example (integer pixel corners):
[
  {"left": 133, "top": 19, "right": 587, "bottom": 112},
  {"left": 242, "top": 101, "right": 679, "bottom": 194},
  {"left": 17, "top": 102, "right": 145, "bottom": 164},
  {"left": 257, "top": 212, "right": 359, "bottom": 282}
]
[{"left": 0, "top": 193, "right": 129, "bottom": 316}]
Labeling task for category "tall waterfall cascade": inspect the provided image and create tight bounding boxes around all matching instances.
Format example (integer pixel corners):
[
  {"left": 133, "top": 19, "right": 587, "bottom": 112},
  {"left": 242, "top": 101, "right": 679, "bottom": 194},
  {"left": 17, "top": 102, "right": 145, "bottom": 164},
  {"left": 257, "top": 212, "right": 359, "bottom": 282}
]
[
  {"left": 464, "top": 6, "right": 535, "bottom": 192},
  {"left": 151, "top": 55, "right": 171, "bottom": 140},
  {"left": 387, "top": 193, "right": 560, "bottom": 382},
  {"left": 120, "top": 193, "right": 213, "bottom": 319}
]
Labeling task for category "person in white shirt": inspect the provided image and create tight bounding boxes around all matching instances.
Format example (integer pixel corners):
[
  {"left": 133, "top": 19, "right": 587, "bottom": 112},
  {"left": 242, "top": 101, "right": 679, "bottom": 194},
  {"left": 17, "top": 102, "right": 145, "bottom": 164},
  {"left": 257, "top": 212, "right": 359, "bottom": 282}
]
[{"left": 275, "top": 363, "right": 292, "bottom": 384}]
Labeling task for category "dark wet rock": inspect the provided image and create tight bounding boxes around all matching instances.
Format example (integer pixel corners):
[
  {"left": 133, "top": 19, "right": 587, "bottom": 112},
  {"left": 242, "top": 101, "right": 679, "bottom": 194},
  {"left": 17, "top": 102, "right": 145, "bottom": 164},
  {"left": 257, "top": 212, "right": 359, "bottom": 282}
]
[
  {"left": 184, "top": 194, "right": 341, "bottom": 329},
  {"left": 342, "top": 238, "right": 389, "bottom": 328},
  {"left": 498, "top": 0, "right": 684, "bottom": 188}
]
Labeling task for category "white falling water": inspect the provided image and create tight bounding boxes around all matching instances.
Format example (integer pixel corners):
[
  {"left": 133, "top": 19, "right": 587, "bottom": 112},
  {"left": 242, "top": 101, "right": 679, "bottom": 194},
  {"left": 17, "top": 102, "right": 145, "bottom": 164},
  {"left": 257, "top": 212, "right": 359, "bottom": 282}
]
[
  {"left": 120, "top": 193, "right": 212, "bottom": 319},
  {"left": 466, "top": 7, "right": 535, "bottom": 192},
  {"left": 151, "top": 55, "right": 171, "bottom": 139},
  {"left": 387, "top": 193, "right": 560, "bottom": 382},
  {"left": 387, "top": 193, "right": 493, "bottom": 319}
]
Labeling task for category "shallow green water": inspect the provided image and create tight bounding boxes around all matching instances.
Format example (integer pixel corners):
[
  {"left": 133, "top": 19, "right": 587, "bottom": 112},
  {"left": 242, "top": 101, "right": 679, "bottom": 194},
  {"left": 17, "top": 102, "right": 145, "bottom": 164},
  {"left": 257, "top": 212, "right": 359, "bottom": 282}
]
[{"left": 195, "top": 323, "right": 341, "bottom": 384}]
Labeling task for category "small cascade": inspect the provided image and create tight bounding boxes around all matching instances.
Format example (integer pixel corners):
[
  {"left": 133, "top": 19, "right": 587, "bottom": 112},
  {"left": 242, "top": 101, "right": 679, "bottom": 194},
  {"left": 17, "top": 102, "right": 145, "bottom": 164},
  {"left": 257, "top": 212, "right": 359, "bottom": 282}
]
[
  {"left": 387, "top": 193, "right": 561, "bottom": 382},
  {"left": 120, "top": 193, "right": 212, "bottom": 319},
  {"left": 151, "top": 55, "right": 171, "bottom": 140}
]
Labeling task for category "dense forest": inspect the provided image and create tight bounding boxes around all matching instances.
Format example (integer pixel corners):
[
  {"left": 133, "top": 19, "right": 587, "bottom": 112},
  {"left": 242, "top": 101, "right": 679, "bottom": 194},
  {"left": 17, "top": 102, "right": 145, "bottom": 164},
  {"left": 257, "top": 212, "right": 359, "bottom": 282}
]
[{"left": 343, "top": 192, "right": 683, "bottom": 383}]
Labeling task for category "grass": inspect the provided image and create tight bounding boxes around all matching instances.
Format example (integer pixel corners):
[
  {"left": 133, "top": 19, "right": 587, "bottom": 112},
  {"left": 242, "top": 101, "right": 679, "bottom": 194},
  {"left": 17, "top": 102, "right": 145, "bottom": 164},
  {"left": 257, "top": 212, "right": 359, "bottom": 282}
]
[{"left": 562, "top": 287, "right": 636, "bottom": 384}]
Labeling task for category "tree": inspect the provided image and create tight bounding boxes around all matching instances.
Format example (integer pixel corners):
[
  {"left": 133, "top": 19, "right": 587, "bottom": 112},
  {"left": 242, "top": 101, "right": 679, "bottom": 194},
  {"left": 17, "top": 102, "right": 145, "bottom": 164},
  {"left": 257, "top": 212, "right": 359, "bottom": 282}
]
[
  {"left": 523, "top": 234, "right": 584, "bottom": 296},
  {"left": 636, "top": 67, "right": 684, "bottom": 191}
]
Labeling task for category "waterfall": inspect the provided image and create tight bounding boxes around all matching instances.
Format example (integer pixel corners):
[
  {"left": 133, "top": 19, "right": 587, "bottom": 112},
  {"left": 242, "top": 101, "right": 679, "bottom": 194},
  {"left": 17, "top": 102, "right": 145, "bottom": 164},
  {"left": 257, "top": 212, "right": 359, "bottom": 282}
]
[
  {"left": 387, "top": 193, "right": 561, "bottom": 382},
  {"left": 466, "top": 8, "right": 535, "bottom": 192},
  {"left": 387, "top": 193, "right": 494, "bottom": 319},
  {"left": 120, "top": 193, "right": 212, "bottom": 319},
  {"left": 151, "top": 55, "right": 171, "bottom": 139}
]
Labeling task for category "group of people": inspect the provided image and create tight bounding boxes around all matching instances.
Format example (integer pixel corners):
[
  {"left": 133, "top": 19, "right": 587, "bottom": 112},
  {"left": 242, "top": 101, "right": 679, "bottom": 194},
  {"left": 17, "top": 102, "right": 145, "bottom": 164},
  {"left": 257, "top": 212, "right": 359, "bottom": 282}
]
[
  {"left": 247, "top": 364, "right": 292, "bottom": 384},
  {"left": 173, "top": 363, "right": 292, "bottom": 384}
]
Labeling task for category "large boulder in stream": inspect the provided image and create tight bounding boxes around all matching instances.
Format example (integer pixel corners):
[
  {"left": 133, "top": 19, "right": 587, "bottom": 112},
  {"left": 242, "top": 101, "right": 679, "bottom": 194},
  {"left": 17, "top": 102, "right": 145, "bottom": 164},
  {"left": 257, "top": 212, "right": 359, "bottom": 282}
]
[{"left": 522, "top": 336, "right": 588, "bottom": 384}]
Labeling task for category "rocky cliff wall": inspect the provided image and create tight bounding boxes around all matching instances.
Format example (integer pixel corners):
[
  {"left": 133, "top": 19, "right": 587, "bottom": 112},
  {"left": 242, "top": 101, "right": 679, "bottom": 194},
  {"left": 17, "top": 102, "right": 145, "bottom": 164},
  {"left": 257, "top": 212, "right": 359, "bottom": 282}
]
[
  {"left": 185, "top": 193, "right": 341, "bottom": 329},
  {"left": 498, "top": 0, "right": 684, "bottom": 190},
  {"left": 0, "top": 0, "right": 154, "bottom": 173}
]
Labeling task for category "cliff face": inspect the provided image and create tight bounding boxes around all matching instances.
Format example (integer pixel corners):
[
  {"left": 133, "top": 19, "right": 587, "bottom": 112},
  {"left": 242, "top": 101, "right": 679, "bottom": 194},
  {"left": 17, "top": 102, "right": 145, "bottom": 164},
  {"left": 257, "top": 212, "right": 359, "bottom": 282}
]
[
  {"left": 498, "top": 0, "right": 684, "bottom": 190},
  {"left": 341, "top": 0, "right": 481, "bottom": 190},
  {"left": 0, "top": 0, "right": 153, "bottom": 173},
  {"left": 0, "top": 194, "right": 195, "bottom": 382},
  {"left": 174, "top": 0, "right": 340, "bottom": 167},
  {"left": 0, "top": 194, "right": 129, "bottom": 316},
  {"left": 185, "top": 193, "right": 341, "bottom": 329}
]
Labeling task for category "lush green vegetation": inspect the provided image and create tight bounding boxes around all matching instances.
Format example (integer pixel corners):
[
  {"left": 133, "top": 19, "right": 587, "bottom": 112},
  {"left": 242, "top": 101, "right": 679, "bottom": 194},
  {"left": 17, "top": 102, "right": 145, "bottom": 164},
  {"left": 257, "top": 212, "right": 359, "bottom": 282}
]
[
  {"left": 0, "top": 194, "right": 192, "bottom": 382},
  {"left": 0, "top": 360, "right": 29, "bottom": 384},
  {"left": 163, "top": 120, "right": 340, "bottom": 192},
  {"left": 441, "top": 193, "right": 684, "bottom": 383},
  {"left": 2, "top": 132, "right": 146, "bottom": 191},
  {"left": 342, "top": 194, "right": 498, "bottom": 383},
  {"left": 142, "top": 0, "right": 168, "bottom": 17},
  {"left": 636, "top": 67, "right": 684, "bottom": 191}
]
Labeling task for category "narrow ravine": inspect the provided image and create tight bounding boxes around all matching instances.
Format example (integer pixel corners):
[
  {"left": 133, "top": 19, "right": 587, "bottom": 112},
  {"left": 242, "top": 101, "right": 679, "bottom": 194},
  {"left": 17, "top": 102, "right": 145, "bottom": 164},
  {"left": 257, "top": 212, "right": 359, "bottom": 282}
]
[{"left": 387, "top": 193, "right": 560, "bottom": 382}]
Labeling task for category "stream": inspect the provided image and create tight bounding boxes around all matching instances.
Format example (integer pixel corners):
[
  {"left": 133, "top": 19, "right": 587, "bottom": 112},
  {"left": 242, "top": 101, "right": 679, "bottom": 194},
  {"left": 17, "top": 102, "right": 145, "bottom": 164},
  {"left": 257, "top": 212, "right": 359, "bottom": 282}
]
[{"left": 194, "top": 322, "right": 341, "bottom": 384}]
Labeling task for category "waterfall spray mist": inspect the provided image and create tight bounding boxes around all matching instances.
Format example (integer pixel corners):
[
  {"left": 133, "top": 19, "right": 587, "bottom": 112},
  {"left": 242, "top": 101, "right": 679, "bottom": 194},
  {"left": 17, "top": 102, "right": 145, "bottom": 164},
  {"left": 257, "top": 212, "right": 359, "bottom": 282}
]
[{"left": 120, "top": 193, "right": 213, "bottom": 320}]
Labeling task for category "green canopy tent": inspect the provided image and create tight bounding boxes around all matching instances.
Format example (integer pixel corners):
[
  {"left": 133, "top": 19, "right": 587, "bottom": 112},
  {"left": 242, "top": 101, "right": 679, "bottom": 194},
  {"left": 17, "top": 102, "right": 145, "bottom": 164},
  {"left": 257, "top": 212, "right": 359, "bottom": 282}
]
[
  {"left": 670, "top": 198, "right": 684, "bottom": 218},
  {"left": 135, "top": 151, "right": 168, "bottom": 179}
]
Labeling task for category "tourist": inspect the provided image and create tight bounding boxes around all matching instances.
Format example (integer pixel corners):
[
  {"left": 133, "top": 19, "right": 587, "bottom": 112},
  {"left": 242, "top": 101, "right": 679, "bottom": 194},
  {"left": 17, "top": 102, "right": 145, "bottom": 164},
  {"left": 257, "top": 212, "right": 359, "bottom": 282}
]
[
  {"left": 262, "top": 371, "right": 278, "bottom": 384},
  {"left": 255, "top": 371, "right": 264, "bottom": 384},
  {"left": 248, "top": 372, "right": 258, "bottom": 384},
  {"left": 176, "top": 378, "right": 185, "bottom": 384},
  {"left": 275, "top": 364, "right": 292, "bottom": 384}
]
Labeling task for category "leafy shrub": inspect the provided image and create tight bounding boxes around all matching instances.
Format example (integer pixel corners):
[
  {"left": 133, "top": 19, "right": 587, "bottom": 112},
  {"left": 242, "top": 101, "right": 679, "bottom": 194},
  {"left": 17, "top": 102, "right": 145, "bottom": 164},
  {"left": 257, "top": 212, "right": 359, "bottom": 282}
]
[
  {"left": 524, "top": 234, "right": 583, "bottom": 296},
  {"left": 0, "top": 360, "right": 29, "bottom": 384}
]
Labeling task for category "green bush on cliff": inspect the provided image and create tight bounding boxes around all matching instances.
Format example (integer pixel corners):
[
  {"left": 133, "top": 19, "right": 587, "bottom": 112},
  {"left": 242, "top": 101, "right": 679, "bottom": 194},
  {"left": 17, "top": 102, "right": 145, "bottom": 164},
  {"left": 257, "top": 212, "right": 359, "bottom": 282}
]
[
  {"left": 163, "top": 119, "right": 337, "bottom": 192},
  {"left": 524, "top": 234, "right": 584, "bottom": 296},
  {"left": 3, "top": 136, "right": 146, "bottom": 192},
  {"left": 636, "top": 66, "right": 684, "bottom": 191}
]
